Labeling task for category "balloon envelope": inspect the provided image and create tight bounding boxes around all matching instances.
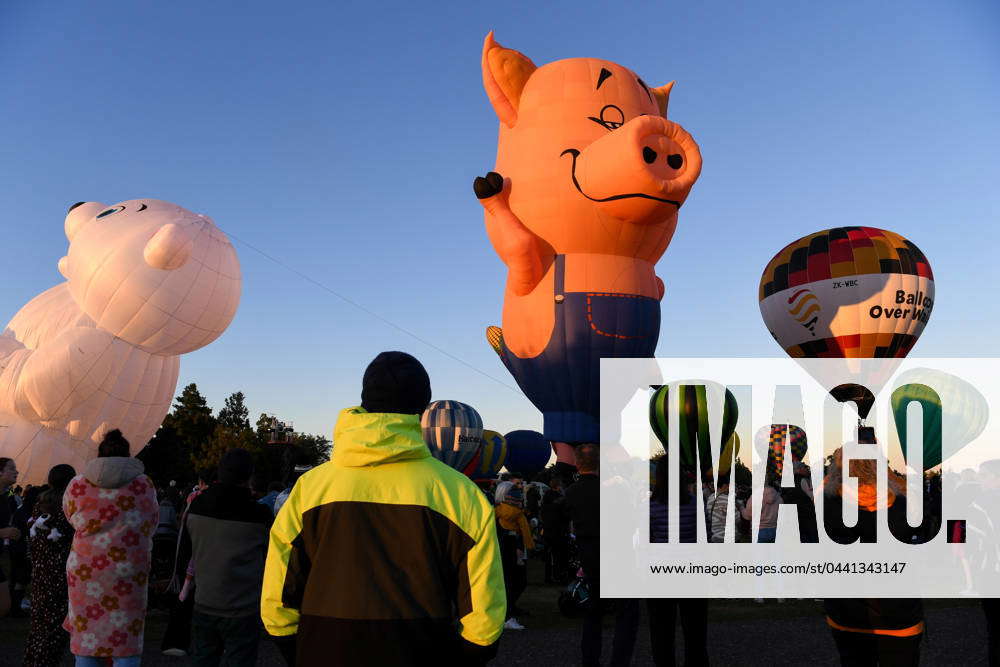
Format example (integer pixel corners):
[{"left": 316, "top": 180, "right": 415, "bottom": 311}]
[
  {"left": 421, "top": 400, "right": 484, "bottom": 472},
  {"left": 470, "top": 429, "right": 508, "bottom": 480},
  {"left": 754, "top": 424, "right": 808, "bottom": 478},
  {"left": 0, "top": 199, "right": 241, "bottom": 483},
  {"left": 759, "top": 227, "right": 933, "bottom": 359},
  {"left": 891, "top": 368, "right": 989, "bottom": 470},
  {"left": 649, "top": 383, "right": 740, "bottom": 474},
  {"left": 503, "top": 429, "right": 551, "bottom": 474}
]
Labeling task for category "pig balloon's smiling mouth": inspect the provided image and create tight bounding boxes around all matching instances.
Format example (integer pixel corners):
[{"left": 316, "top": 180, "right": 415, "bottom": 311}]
[{"left": 560, "top": 149, "right": 681, "bottom": 208}]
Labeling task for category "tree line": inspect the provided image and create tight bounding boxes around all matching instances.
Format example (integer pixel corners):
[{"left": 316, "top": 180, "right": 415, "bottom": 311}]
[{"left": 137, "top": 383, "right": 331, "bottom": 488}]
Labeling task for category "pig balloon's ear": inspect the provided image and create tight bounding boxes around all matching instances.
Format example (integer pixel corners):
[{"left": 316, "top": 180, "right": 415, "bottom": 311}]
[
  {"left": 481, "top": 31, "right": 536, "bottom": 128},
  {"left": 144, "top": 223, "right": 194, "bottom": 270},
  {"left": 651, "top": 81, "right": 675, "bottom": 117}
]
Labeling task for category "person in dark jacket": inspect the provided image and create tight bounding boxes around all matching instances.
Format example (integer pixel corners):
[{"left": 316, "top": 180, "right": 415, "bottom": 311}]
[
  {"left": 540, "top": 478, "right": 569, "bottom": 584},
  {"left": 823, "top": 447, "right": 923, "bottom": 666},
  {"left": 261, "top": 351, "right": 505, "bottom": 666},
  {"left": 970, "top": 459, "right": 1000, "bottom": 665},
  {"left": 186, "top": 449, "right": 272, "bottom": 666},
  {"left": 648, "top": 458, "right": 708, "bottom": 666},
  {"left": 9, "top": 482, "right": 42, "bottom": 616},
  {"left": 565, "top": 444, "right": 640, "bottom": 667},
  {"left": 0, "top": 456, "right": 22, "bottom": 617},
  {"left": 23, "top": 464, "right": 76, "bottom": 666}
]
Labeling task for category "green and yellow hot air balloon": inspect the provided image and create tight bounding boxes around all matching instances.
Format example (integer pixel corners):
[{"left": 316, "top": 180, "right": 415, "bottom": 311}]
[{"left": 649, "top": 382, "right": 740, "bottom": 474}]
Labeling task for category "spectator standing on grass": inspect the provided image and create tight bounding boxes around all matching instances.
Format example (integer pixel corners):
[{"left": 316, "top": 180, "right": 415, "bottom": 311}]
[
  {"left": 822, "top": 447, "right": 924, "bottom": 666},
  {"left": 540, "top": 478, "right": 569, "bottom": 584},
  {"left": 23, "top": 463, "right": 77, "bottom": 667},
  {"left": 565, "top": 444, "right": 640, "bottom": 667},
  {"left": 647, "top": 457, "right": 709, "bottom": 666},
  {"left": 970, "top": 459, "right": 1000, "bottom": 665},
  {"left": 257, "top": 481, "right": 284, "bottom": 514},
  {"left": 64, "top": 429, "right": 159, "bottom": 666},
  {"left": 705, "top": 472, "right": 731, "bottom": 543},
  {"left": 185, "top": 448, "right": 272, "bottom": 666},
  {"left": 10, "top": 482, "right": 43, "bottom": 616},
  {"left": 161, "top": 466, "right": 216, "bottom": 657},
  {"left": 262, "top": 351, "right": 506, "bottom": 666},
  {"left": 0, "top": 456, "right": 22, "bottom": 617},
  {"left": 741, "top": 471, "right": 781, "bottom": 543},
  {"left": 496, "top": 484, "right": 534, "bottom": 630}
]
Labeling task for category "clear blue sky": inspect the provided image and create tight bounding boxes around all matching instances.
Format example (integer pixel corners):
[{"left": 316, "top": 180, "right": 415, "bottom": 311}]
[{"left": 1, "top": 1, "right": 997, "bottom": 440}]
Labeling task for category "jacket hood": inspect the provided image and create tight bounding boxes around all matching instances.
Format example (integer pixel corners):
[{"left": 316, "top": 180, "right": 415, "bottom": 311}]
[
  {"left": 84, "top": 456, "right": 144, "bottom": 488},
  {"left": 332, "top": 406, "right": 431, "bottom": 467}
]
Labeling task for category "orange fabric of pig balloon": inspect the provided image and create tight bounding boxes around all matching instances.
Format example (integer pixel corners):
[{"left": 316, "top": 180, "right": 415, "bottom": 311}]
[{"left": 475, "top": 32, "right": 702, "bottom": 445}]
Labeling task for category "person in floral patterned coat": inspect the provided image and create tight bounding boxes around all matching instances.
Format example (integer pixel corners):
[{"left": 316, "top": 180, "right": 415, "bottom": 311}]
[{"left": 63, "top": 429, "right": 159, "bottom": 666}]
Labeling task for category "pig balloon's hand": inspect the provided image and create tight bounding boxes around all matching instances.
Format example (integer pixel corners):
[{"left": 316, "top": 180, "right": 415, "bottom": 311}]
[
  {"left": 474, "top": 171, "right": 543, "bottom": 296},
  {"left": 473, "top": 171, "right": 505, "bottom": 201},
  {"left": 655, "top": 276, "right": 665, "bottom": 301}
]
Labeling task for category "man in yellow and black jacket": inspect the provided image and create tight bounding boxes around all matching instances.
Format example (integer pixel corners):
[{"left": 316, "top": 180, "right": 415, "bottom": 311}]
[{"left": 261, "top": 351, "right": 506, "bottom": 666}]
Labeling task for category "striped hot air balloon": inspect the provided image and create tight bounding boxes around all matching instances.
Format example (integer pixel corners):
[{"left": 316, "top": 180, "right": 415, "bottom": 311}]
[
  {"left": 471, "top": 429, "right": 508, "bottom": 480},
  {"left": 649, "top": 383, "right": 740, "bottom": 474},
  {"left": 759, "top": 227, "right": 933, "bottom": 359},
  {"left": 421, "top": 400, "right": 484, "bottom": 472}
]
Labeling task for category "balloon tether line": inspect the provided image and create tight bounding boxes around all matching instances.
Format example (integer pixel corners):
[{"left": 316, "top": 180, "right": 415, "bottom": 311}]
[{"left": 223, "top": 229, "right": 521, "bottom": 394}]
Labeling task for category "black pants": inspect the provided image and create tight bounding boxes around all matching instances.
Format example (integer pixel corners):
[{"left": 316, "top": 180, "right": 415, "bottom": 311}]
[
  {"left": 192, "top": 611, "right": 260, "bottom": 666},
  {"left": 831, "top": 629, "right": 922, "bottom": 667},
  {"left": 646, "top": 599, "right": 709, "bottom": 667},
  {"left": 500, "top": 532, "right": 527, "bottom": 617},
  {"left": 545, "top": 535, "right": 569, "bottom": 584},
  {"left": 578, "top": 536, "right": 640, "bottom": 667},
  {"left": 162, "top": 592, "right": 195, "bottom": 653},
  {"left": 984, "top": 599, "right": 1000, "bottom": 666}
]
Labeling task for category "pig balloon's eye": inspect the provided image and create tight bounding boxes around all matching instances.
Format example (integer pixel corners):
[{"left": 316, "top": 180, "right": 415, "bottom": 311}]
[
  {"left": 588, "top": 104, "right": 625, "bottom": 131},
  {"left": 96, "top": 206, "right": 125, "bottom": 219}
]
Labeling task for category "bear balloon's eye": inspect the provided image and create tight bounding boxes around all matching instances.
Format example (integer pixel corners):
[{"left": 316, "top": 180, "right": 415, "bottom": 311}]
[
  {"left": 96, "top": 206, "right": 125, "bottom": 219},
  {"left": 588, "top": 104, "right": 625, "bottom": 131}
]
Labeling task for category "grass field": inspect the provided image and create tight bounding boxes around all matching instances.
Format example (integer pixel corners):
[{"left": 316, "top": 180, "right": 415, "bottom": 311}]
[{"left": 0, "top": 552, "right": 990, "bottom": 665}]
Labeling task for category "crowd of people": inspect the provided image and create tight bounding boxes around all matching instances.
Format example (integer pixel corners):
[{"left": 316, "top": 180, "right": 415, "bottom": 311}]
[{"left": 1, "top": 351, "right": 999, "bottom": 666}]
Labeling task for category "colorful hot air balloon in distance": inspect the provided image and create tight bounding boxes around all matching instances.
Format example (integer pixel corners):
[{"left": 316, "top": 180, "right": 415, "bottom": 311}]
[
  {"left": 649, "top": 383, "right": 740, "bottom": 474},
  {"left": 759, "top": 227, "right": 933, "bottom": 360},
  {"left": 421, "top": 400, "right": 483, "bottom": 472},
  {"left": 891, "top": 368, "right": 989, "bottom": 470},
  {"left": 755, "top": 424, "right": 808, "bottom": 478},
  {"left": 470, "top": 429, "right": 508, "bottom": 480},
  {"left": 503, "top": 430, "right": 551, "bottom": 474}
]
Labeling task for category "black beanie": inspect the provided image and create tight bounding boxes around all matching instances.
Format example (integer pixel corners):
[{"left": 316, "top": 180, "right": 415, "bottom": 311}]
[
  {"left": 218, "top": 448, "right": 254, "bottom": 485},
  {"left": 361, "top": 351, "right": 431, "bottom": 415}
]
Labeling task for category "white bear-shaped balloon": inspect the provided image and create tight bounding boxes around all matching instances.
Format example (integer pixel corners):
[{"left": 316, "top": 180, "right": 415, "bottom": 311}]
[{"left": 0, "top": 199, "right": 241, "bottom": 482}]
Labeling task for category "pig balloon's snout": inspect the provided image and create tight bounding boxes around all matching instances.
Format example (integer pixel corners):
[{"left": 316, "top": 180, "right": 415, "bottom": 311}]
[{"left": 571, "top": 114, "right": 701, "bottom": 224}]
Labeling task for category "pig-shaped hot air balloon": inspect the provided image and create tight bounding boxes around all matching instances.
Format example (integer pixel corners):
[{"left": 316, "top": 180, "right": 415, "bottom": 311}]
[
  {"left": 474, "top": 32, "right": 702, "bottom": 445},
  {"left": 0, "top": 199, "right": 241, "bottom": 482}
]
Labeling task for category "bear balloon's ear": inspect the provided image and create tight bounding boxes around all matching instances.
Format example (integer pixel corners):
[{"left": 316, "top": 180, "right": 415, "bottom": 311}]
[
  {"left": 144, "top": 223, "right": 194, "bottom": 270},
  {"left": 651, "top": 81, "right": 675, "bottom": 117},
  {"left": 481, "top": 31, "right": 537, "bottom": 129},
  {"left": 65, "top": 202, "right": 107, "bottom": 242}
]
